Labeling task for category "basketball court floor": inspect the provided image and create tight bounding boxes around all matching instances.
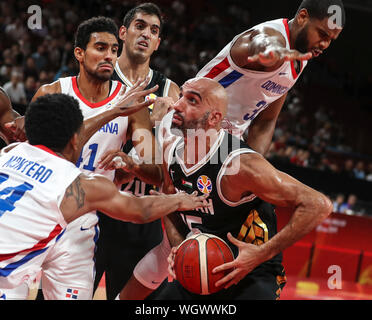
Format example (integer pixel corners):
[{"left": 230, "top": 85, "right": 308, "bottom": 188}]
[
  {"left": 92, "top": 273, "right": 372, "bottom": 300},
  {"left": 27, "top": 272, "right": 372, "bottom": 300}
]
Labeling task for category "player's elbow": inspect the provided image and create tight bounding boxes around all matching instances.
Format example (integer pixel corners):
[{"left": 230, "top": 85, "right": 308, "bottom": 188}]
[
  {"left": 133, "top": 203, "right": 153, "bottom": 224},
  {"left": 312, "top": 192, "right": 333, "bottom": 222}
]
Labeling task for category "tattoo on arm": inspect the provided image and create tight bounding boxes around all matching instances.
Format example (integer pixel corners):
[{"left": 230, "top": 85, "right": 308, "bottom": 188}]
[{"left": 66, "top": 176, "right": 85, "bottom": 209}]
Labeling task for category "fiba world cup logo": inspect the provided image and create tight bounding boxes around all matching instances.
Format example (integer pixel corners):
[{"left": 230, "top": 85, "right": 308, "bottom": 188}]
[{"left": 197, "top": 175, "right": 212, "bottom": 194}]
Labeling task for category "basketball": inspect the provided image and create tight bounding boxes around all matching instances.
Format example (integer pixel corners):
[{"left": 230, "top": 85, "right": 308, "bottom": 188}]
[{"left": 174, "top": 233, "right": 234, "bottom": 295}]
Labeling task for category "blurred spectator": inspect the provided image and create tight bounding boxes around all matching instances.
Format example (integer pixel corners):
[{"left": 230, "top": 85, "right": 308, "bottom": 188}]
[
  {"left": 0, "top": 58, "right": 13, "bottom": 85},
  {"left": 5, "top": 17, "right": 26, "bottom": 42},
  {"left": 333, "top": 193, "right": 345, "bottom": 213},
  {"left": 3, "top": 70, "right": 26, "bottom": 105},
  {"left": 24, "top": 75, "right": 36, "bottom": 103},
  {"left": 366, "top": 163, "right": 372, "bottom": 182},
  {"left": 317, "top": 156, "right": 333, "bottom": 172},
  {"left": 339, "top": 194, "right": 358, "bottom": 215},
  {"left": 31, "top": 45, "right": 48, "bottom": 72},
  {"left": 23, "top": 56, "right": 39, "bottom": 81},
  {"left": 353, "top": 161, "right": 366, "bottom": 180},
  {"left": 340, "top": 159, "right": 355, "bottom": 179}
]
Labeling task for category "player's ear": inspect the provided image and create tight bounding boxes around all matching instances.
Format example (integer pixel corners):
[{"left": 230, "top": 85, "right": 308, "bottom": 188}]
[
  {"left": 119, "top": 25, "right": 128, "bottom": 41},
  {"left": 74, "top": 47, "right": 84, "bottom": 63},
  {"left": 209, "top": 110, "right": 223, "bottom": 127},
  {"left": 296, "top": 8, "right": 310, "bottom": 27}
]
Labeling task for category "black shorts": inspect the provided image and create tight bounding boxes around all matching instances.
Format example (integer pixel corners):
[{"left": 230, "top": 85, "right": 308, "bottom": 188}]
[{"left": 94, "top": 212, "right": 163, "bottom": 299}]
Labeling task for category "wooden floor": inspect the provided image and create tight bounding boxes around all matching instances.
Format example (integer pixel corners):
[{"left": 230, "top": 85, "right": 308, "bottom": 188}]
[{"left": 27, "top": 273, "right": 372, "bottom": 300}]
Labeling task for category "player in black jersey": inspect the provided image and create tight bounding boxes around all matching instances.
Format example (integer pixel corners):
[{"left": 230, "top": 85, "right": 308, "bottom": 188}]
[
  {"left": 93, "top": 3, "right": 180, "bottom": 300},
  {"left": 114, "top": 77, "right": 333, "bottom": 299}
]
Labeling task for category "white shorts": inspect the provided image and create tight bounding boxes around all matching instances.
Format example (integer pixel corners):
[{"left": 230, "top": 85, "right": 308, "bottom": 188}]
[
  {"left": 0, "top": 283, "right": 30, "bottom": 300},
  {"left": 41, "top": 213, "right": 99, "bottom": 300},
  {"left": 0, "top": 231, "right": 63, "bottom": 298}
]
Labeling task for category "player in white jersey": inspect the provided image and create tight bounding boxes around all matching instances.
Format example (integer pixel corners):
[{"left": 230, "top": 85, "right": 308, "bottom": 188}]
[
  {"left": 20, "top": 16, "right": 162, "bottom": 300},
  {"left": 0, "top": 93, "right": 208, "bottom": 300},
  {"left": 115, "top": 0, "right": 345, "bottom": 300},
  {"left": 160, "top": 0, "right": 344, "bottom": 156}
]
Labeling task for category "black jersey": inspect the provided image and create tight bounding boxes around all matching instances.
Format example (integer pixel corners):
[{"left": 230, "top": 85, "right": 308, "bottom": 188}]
[
  {"left": 94, "top": 66, "right": 174, "bottom": 299},
  {"left": 168, "top": 131, "right": 283, "bottom": 269},
  {"left": 112, "top": 66, "right": 170, "bottom": 98},
  {"left": 112, "top": 65, "right": 171, "bottom": 195}
]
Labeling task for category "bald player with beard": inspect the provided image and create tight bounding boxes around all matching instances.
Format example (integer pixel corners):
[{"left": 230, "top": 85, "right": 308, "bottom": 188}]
[{"left": 104, "top": 77, "right": 332, "bottom": 300}]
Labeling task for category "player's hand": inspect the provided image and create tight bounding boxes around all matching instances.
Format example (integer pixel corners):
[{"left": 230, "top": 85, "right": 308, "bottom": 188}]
[
  {"left": 150, "top": 189, "right": 208, "bottom": 212},
  {"left": 177, "top": 190, "right": 209, "bottom": 211},
  {"left": 98, "top": 150, "right": 136, "bottom": 171},
  {"left": 167, "top": 246, "right": 178, "bottom": 279},
  {"left": 212, "top": 232, "right": 266, "bottom": 289},
  {"left": 110, "top": 77, "right": 159, "bottom": 116},
  {"left": 247, "top": 48, "right": 312, "bottom": 67},
  {"left": 151, "top": 97, "right": 175, "bottom": 127},
  {"left": 4, "top": 116, "right": 26, "bottom": 142}
]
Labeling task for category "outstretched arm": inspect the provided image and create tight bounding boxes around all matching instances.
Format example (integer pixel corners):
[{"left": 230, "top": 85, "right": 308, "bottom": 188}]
[
  {"left": 213, "top": 153, "right": 333, "bottom": 288},
  {"left": 60, "top": 173, "right": 208, "bottom": 225},
  {"left": 230, "top": 27, "right": 312, "bottom": 71},
  {"left": 82, "top": 80, "right": 158, "bottom": 147},
  {"left": 243, "top": 93, "right": 287, "bottom": 155}
]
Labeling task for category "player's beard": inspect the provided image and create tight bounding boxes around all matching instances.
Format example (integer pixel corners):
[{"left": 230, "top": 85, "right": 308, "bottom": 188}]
[
  {"left": 171, "top": 111, "right": 211, "bottom": 137},
  {"left": 84, "top": 62, "right": 113, "bottom": 82},
  {"left": 125, "top": 44, "right": 148, "bottom": 65},
  {"left": 294, "top": 24, "right": 310, "bottom": 54}
]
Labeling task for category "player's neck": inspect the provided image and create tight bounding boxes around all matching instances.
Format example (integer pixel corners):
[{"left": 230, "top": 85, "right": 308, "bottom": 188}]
[
  {"left": 117, "top": 53, "right": 151, "bottom": 85},
  {"left": 76, "top": 71, "right": 110, "bottom": 103},
  {"left": 287, "top": 19, "right": 297, "bottom": 48}
]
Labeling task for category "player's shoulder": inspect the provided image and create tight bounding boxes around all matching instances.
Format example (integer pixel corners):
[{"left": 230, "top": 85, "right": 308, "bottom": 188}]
[
  {"left": 235, "top": 19, "right": 287, "bottom": 47},
  {"left": 35, "top": 80, "right": 62, "bottom": 97}
]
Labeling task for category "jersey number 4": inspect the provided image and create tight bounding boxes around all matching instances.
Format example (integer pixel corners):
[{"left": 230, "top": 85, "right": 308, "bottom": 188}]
[{"left": 0, "top": 173, "right": 34, "bottom": 218}]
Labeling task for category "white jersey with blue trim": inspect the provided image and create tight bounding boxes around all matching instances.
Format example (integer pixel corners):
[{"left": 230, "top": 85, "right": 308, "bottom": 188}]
[
  {"left": 0, "top": 143, "right": 81, "bottom": 289},
  {"left": 196, "top": 18, "right": 307, "bottom": 138}
]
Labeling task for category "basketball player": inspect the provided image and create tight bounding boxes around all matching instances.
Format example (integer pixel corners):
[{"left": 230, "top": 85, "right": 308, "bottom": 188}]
[
  {"left": 159, "top": 0, "right": 345, "bottom": 155},
  {"left": 120, "top": 0, "right": 345, "bottom": 300},
  {"left": 0, "top": 88, "right": 26, "bottom": 144},
  {"left": 136, "top": 77, "right": 332, "bottom": 300},
  {"left": 0, "top": 93, "right": 208, "bottom": 300},
  {"left": 26, "top": 16, "right": 163, "bottom": 300},
  {"left": 93, "top": 3, "right": 180, "bottom": 300}
]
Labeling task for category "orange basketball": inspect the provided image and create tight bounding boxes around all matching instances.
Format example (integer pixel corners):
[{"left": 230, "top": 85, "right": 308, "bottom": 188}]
[{"left": 174, "top": 233, "right": 234, "bottom": 295}]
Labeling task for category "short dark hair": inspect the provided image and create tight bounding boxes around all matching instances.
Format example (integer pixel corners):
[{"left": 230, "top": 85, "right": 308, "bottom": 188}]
[
  {"left": 74, "top": 16, "right": 119, "bottom": 50},
  {"left": 297, "top": 0, "right": 345, "bottom": 27},
  {"left": 122, "top": 2, "right": 163, "bottom": 34},
  {"left": 25, "top": 94, "right": 83, "bottom": 152}
]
